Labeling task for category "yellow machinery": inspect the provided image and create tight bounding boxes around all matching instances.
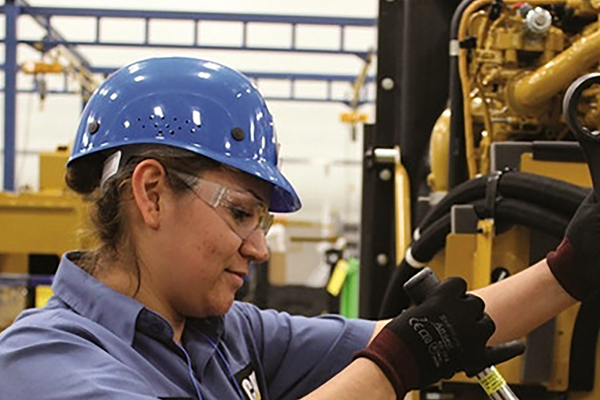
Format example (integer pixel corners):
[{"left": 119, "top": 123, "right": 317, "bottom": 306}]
[
  {"left": 426, "top": 159, "right": 593, "bottom": 398},
  {"left": 0, "top": 147, "right": 89, "bottom": 274},
  {"left": 21, "top": 45, "right": 100, "bottom": 106},
  {"left": 454, "top": 0, "right": 600, "bottom": 180},
  {"left": 0, "top": 147, "right": 89, "bottom": 329},
  {"left": 382, "top": 1, "right": 600, "bottom": 398}
]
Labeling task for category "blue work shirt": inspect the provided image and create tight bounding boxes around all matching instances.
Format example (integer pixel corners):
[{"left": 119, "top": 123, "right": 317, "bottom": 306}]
[{"left": 0, "top": 253, "right": 375, "bottom": 400}]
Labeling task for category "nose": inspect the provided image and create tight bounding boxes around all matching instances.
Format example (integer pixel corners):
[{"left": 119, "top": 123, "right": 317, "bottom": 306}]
[{"left": 239, "top": 229, "right": 270, "bottom": 263}]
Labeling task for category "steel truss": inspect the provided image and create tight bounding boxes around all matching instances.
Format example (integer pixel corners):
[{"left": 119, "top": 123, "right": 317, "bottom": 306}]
[{"left": 1, "top": 0, "right": 377, "bottom": 190}]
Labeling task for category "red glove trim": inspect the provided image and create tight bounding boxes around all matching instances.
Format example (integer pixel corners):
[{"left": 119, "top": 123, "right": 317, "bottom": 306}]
[
  {"left": 547, "top": 238, "right": 596, "bottom": 302},
  {"left": 353, "top": 329, "right": 420, "bottom": 399}
]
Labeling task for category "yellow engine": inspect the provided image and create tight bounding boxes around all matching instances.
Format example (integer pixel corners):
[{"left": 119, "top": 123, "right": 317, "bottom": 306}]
[
  {"left": 431, "top": 0, "right": 600, "bottom": 183},
  {"left": 415, "top": 1, "right": 600, "bottom": 398}
]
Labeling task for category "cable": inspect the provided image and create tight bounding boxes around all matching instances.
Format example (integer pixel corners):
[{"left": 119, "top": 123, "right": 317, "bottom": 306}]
[
  {"left": 379, "top": 171, "right": 585, "bottom": 318},
  {"left": 200, "top": 331, "right": 246, "bottom": 400},
  {"left": 418, "top": 170, "right": 587, "bottom": 233},
  {"left": 174, "top": 341, "right": 205, "bottom": 400}
]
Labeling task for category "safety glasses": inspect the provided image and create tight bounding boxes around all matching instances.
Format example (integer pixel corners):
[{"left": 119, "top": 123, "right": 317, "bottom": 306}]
[{"left": 171, "top": 171, "right": 273, "bottom": 240}]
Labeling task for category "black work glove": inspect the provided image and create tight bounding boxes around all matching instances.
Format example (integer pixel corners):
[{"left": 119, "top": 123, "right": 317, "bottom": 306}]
[
  {"left": 547, "top": 191, "right": 600, "bottom": 302},
  {"left": 354, "top": 278, "right": 525, "bottom": 398}
]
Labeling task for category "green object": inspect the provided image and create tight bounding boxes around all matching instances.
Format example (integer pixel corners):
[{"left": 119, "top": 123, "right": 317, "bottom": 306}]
[{"left": 340, "top": 257, "right": 359, "bottom": 318}]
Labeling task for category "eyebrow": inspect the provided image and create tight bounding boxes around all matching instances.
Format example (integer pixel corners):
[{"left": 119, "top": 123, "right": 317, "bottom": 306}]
[
  {"left": 232, "top": 188, "right": 267, "bottom": 207},
  {"left": 249, "top": 189, "right": 267, "bottom": 204},
  {"left": 222, "top": 169, "right": 268, "bottom": 204}
]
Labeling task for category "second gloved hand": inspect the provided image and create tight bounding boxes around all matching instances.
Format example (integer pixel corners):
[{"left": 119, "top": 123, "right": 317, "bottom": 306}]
[
  {"left": 547, "top": 191, "right": 600, "bottom": 302},
  {"left": 354, "top": 277, "right": 525, "bottom": 398}
]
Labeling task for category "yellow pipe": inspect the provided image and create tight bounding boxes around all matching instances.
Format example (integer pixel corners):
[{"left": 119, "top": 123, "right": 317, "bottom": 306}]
[
  {"left": 458, "top": 55, "right": 477, "bottom": 178},
  {"left": 394, "top": 146, "right": 412, "bottom": 265},
  {"left": 509, "top": 24, "right": 600, "bottom": 115},
  {"left": 428, "top": 108, "right": 451, "bottom": 192},
  {"left": 21, "top": 61, "right": 63, "bottom": 75},
  {"left": 458, "top": 0, "right": 496, "bottom": 178}
]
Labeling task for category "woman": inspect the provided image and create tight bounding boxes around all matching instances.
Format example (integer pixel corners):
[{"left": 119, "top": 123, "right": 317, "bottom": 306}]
[{"left": 0, "top": 57, "right": 596, "bottom": 400}]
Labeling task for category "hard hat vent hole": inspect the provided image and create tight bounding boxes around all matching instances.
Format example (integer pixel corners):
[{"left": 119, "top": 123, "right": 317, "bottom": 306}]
[{"left": 135, "top": 114, "right": 191, "bottom": 136}]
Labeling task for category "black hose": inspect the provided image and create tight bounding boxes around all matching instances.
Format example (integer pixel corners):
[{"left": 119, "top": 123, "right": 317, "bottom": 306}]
[
  {"left": 419, "top": 171, "right": 588, "bottom": 234},
  {"left": 450, "top": 0, "right": 476, "bottom": 43},
  {"left": 413, "top": 214, "right": 452, "bottom": 262},
  {"left": 379, "top": 198, "right": 570, "bottom": 318},
  {"left": 475, "top": 198, "right": 569, "bottom": 237},
  {"left": 379, "top": 259, "right": 423, "bottom": 320}
]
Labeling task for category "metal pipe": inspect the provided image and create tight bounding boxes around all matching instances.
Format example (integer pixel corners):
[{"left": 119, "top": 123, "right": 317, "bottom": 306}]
[
  {"left": 476, "top": 365, "right": 520, "bottom": 399},
  {"left": 22, "top": 6, "right": 376, "bottom": 26},
  {"left": 394, "top": 147, "right": 411, "bottom": 265},
  {"left": 373, "top": 147, "right": 400, "bottom": 164},
  {"left": 509, "top": 25, "right": 600, "bottom": 115},
  {"left": 4, "top": 0, "right": 18, "bottom": 191}
]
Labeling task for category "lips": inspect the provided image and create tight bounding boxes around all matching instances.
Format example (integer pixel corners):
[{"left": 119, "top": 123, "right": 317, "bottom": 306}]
[
  {"left": 225, "top": 269, "right": 247, "bottom": 279},
  {"left": 225, "top": 268, "right": 247, "bottom": 289}
]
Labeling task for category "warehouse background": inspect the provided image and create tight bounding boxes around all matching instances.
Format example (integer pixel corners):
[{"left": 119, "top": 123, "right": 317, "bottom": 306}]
[{"left": 0, "top": 0, "right": 378, "bottom": 285}]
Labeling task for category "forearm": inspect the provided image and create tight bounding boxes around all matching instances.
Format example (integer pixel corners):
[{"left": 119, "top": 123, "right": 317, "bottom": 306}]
[
  {"left": 301, "top": 358, "right": 395, "bottom": 400},
  {"left": 473, "top": 259, "right": 577, "bottom": 344},
  {"left": 303, "top": 319, "right": 399, "bottom": 400}
]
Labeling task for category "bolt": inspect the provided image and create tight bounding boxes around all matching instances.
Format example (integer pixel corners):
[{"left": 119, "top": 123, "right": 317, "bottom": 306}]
[
  {"left": 381, "top": 77, "right": 395, "bottom": 91},
  {"left": 379, "top": 168, "right": 392, "bottom": 181},
  {"left": 88, "top": 120, "right": 100, "bottom": 134},
  {"left": 231, "top": 127, "right": 245, "bottom": 141},
  {"left": 376, "top": 253, "right": 388, "bottom": 266}
]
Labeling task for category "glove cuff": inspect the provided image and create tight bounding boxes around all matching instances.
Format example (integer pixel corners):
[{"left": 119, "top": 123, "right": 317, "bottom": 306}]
[
  {"left": 547, "top": 238, "right": 595, "bottom": 302},
  {"left": 353, "top": 329, "right": 419, "bottom": 398}
]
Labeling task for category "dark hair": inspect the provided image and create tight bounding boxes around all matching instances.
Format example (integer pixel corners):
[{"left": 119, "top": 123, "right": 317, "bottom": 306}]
[{"left": 65, "top": 145, "right": 223, "bottom": 277}]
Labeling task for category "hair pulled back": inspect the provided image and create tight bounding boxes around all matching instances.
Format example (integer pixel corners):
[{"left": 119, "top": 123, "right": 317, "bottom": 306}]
[{"left": 65, "top": 145, "right": 222, "bottom": 276}]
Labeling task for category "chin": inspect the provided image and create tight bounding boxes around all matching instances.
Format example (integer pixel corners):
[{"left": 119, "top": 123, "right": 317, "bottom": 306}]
[{"left": 204, "top": 295, "right": 235, "bottom": 317}]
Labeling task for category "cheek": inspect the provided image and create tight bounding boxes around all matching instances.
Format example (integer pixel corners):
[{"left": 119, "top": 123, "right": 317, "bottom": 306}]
[
  {"left": 174, "top": 208, "right": 237, "bottom": 260},
  {"left": 196, "top": 230, "right": 239, "bottom": 262},
  {"left": 177, "top": 228, "right": 238, "bottom": 282},
  {"left": 174, "top": 238, "right": 240, "bottom": 317}
]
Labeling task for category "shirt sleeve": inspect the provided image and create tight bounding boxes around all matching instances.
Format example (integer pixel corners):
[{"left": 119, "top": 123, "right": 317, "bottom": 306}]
[
  {"left": 230, "top": 302, "right": 376, "bottom": 400},
  {"left": 0, "top": 319, "right": 159, "bottom": 400}
]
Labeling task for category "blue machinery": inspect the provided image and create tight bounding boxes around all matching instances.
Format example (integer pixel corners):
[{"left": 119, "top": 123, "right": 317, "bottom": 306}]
[{"left": 0, "top": 0, "right": 377, "bottom": 191}]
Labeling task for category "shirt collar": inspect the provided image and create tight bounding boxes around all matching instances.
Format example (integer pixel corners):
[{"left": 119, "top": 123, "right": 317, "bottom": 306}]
[
  {"left": 186, "top": 315, "right": 225, "bottom": 340},
  {"left": 52, "top": 251, "right": 145, "bottom": 345}
]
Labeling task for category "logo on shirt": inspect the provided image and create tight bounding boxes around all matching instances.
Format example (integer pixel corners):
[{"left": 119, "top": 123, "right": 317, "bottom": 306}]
[{"left": 235, "top": 364, "right": 262, "bottom": 400}]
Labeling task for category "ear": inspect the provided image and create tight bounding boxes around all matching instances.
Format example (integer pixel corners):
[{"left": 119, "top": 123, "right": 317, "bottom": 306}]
[{"left": 130, "top": 159, "right": 170, "bottom": 230}]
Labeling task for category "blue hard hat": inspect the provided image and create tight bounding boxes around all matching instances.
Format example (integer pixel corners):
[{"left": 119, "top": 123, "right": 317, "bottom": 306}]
[{"left": 68, "top": 57, "right": 301, "bottom": 212}]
